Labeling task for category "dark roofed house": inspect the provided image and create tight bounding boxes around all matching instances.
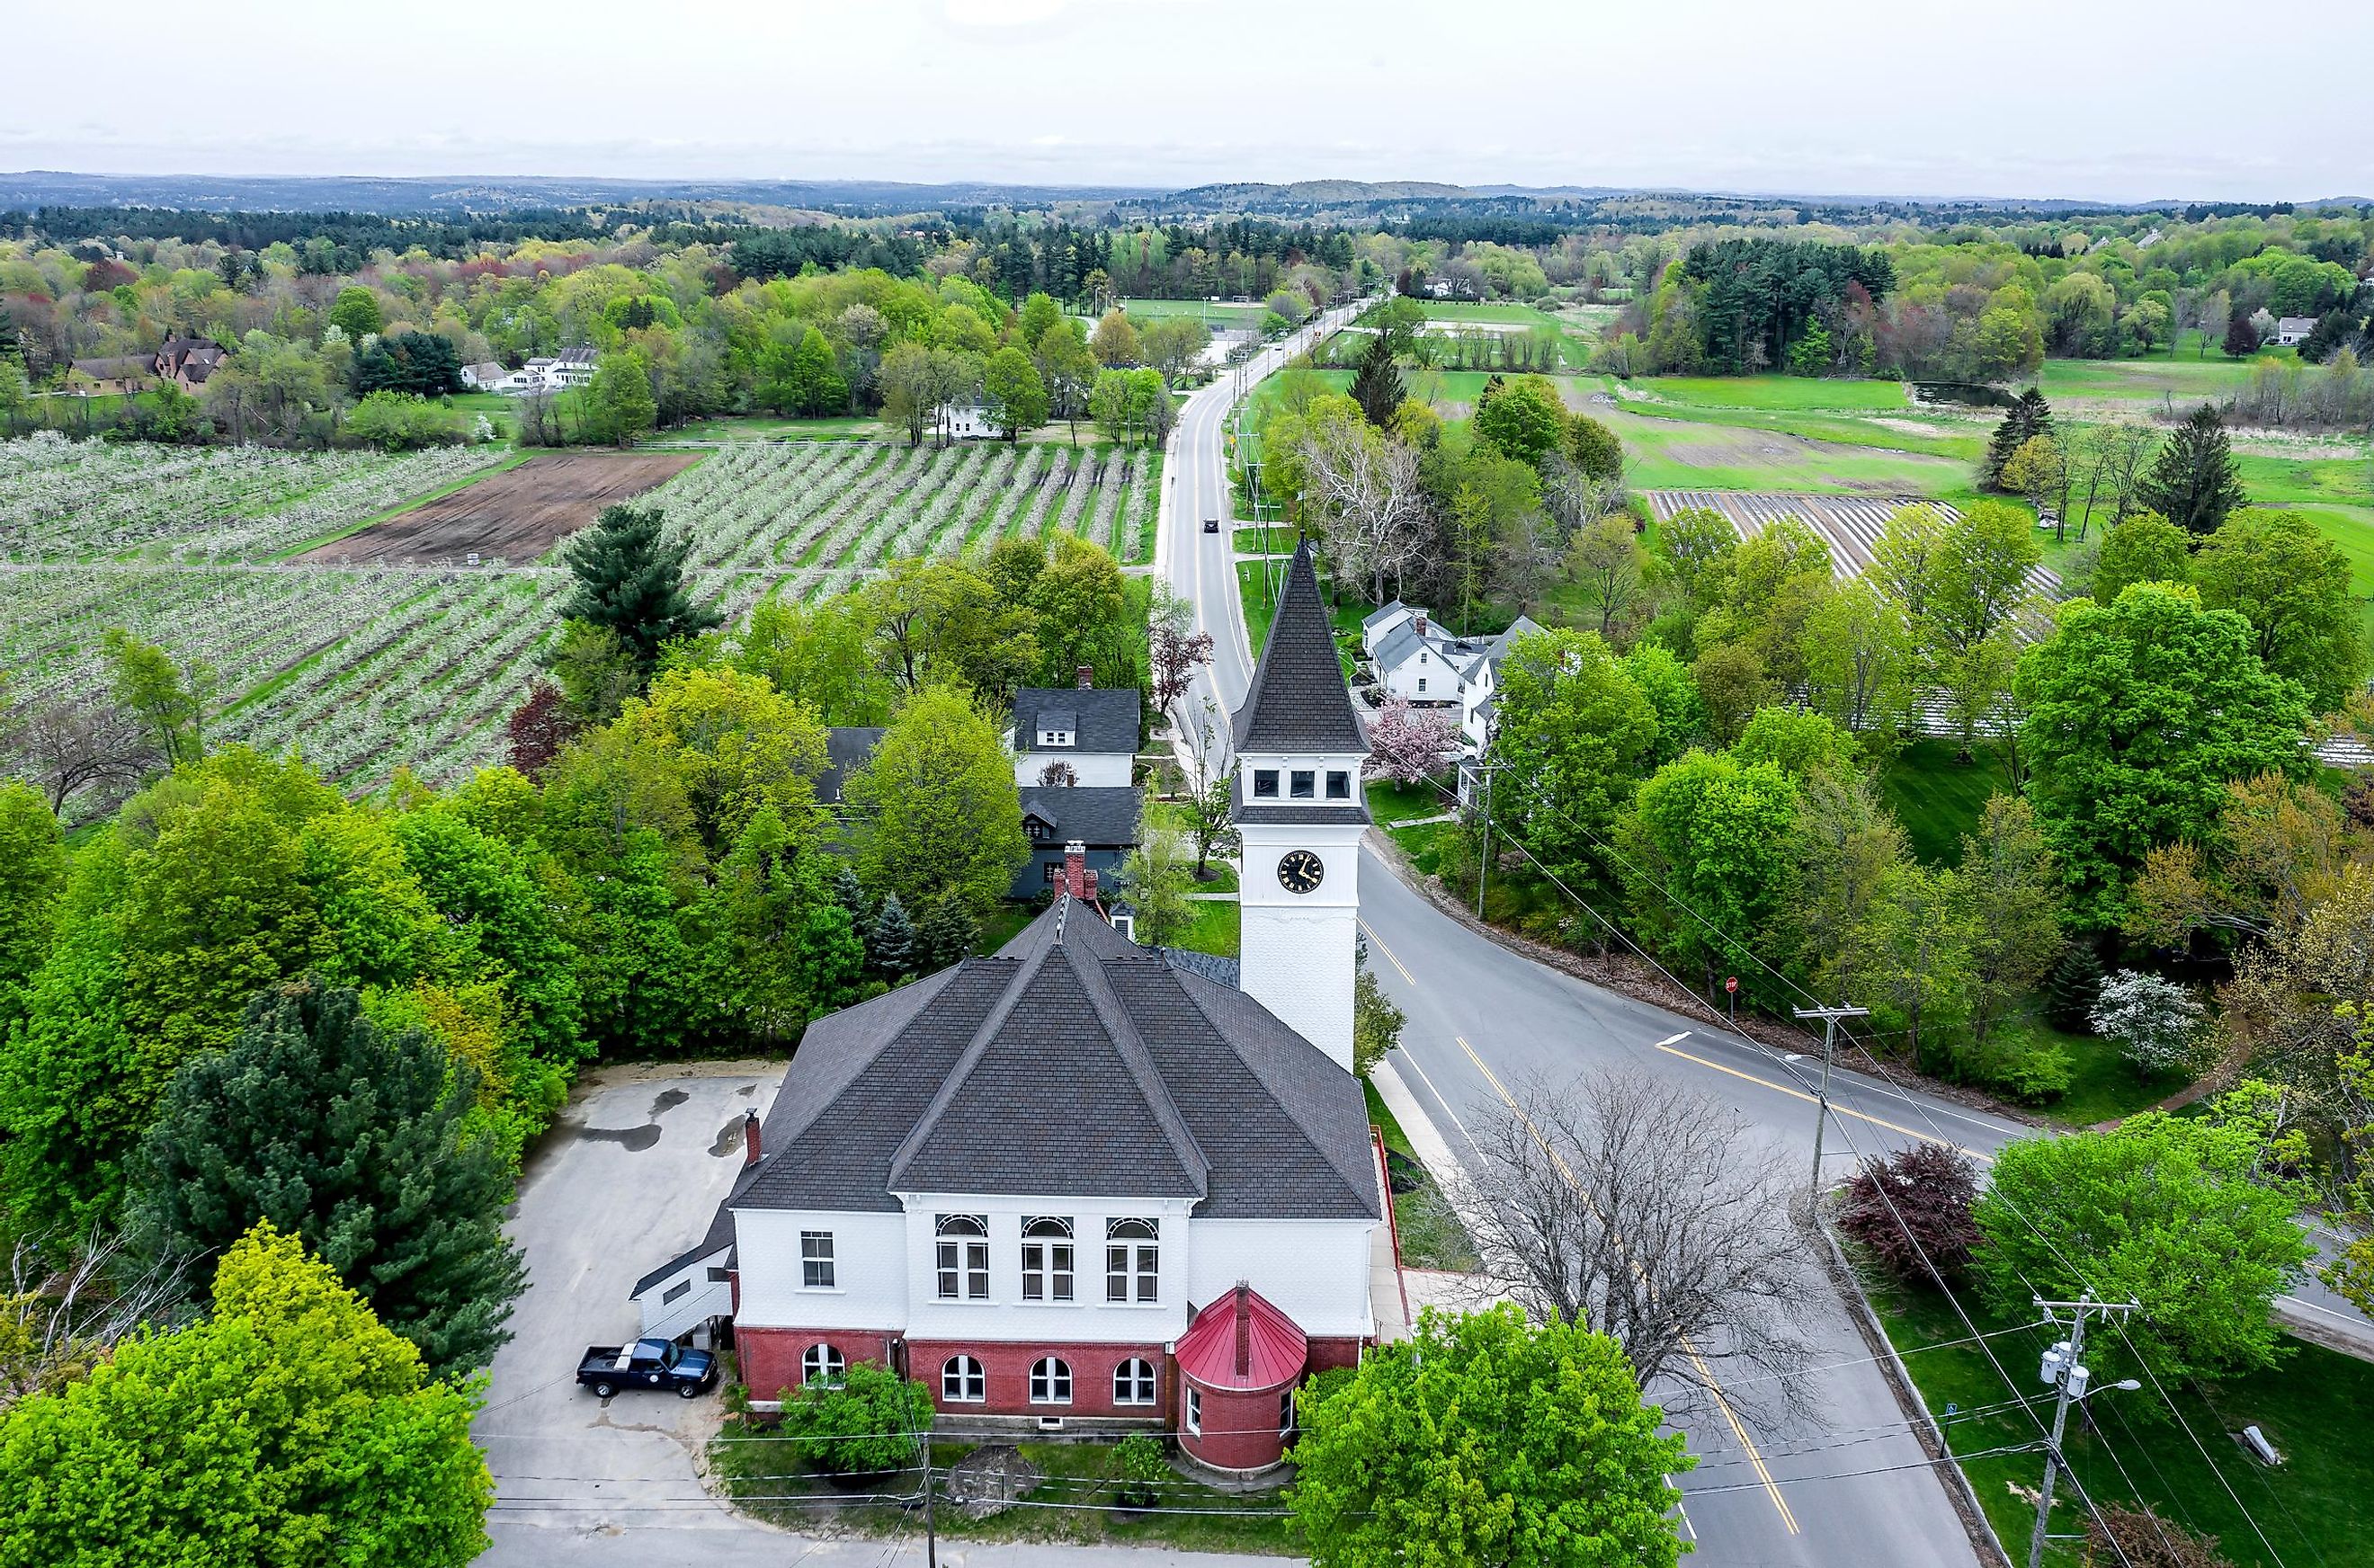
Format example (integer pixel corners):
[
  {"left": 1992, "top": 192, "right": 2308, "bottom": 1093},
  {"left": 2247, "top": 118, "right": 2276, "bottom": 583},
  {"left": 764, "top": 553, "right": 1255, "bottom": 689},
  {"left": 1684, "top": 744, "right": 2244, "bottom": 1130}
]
[
  {"left": 658, "top": 894, "right": 1385, "bottom": 1474},
  {"left": 1015, "top": 785, "right": 1140, "bottom": 896},
  {"left": 817, "top": 726, "right": 886, "bottom": 806}
]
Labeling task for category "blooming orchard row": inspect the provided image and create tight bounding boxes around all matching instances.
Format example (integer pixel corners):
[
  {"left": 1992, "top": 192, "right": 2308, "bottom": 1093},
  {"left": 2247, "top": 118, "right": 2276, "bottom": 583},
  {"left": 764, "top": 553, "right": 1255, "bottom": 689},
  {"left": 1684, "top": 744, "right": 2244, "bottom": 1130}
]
[
  {"left": 3, "top": 435, "right": 1156, "bottom": 798},
  {"left": 0, "top": 433, "right": 506, "bottom": 563}
]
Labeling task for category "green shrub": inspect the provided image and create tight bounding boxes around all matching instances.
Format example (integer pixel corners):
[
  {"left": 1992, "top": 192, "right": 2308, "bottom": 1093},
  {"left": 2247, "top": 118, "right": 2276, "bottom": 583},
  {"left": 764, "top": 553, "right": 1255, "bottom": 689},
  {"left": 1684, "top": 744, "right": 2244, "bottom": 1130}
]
[
  {"left": 1111, "top": 1432, "right": 1168, "bottom": 1508},
  {"left": 1964, "top": 1034, "right": 2071, "bottom": 1103},
  {"left": 778, "top": 1361, "right": 931, "bottom": 1475}
]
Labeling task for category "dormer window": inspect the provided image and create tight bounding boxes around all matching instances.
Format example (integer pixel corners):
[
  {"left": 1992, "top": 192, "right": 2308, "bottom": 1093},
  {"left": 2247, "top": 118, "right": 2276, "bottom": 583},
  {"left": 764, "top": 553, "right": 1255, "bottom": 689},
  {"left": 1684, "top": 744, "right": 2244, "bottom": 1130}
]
[
  {"left": 1034, "top": 708, "right": 1078, "bottom": 749},
  {"left": 1253, "top": 770, "right": 1280, "bottom": 798},
  {"left": 1290, "top": 770, "right": 1316, "bottom": 799},
  {"left": 1326, "top": 771, "right": 1352, "bottom": 800},
  {"left": 1038, "top": 727, "right": 1074, "bottom": 747}
]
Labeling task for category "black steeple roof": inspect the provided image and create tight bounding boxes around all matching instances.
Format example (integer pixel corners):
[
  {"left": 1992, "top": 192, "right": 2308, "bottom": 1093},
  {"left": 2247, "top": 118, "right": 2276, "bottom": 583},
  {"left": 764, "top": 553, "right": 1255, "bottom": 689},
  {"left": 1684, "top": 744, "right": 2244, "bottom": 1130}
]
[{"left": 1232, "top": 539, "right": 1367, "bottom": 755}]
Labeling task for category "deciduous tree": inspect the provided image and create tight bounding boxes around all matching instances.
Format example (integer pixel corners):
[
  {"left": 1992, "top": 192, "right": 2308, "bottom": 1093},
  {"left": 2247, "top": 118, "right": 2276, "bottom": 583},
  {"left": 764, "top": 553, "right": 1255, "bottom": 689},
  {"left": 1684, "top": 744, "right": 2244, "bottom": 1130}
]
[
  {"left": 1290, "top": 1304, "right": 1691, "bottom": 1568},
  {"left": 845, "top": 687, "right": 1028, "bottom": 915},
  {"left": 0, "top": 1225, "right": 492, "bottom": 1568}
]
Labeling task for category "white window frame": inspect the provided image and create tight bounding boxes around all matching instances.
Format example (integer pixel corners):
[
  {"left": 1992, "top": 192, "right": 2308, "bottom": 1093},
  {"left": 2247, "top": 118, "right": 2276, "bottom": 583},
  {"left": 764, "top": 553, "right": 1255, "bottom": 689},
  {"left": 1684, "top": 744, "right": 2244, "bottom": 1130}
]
[
  {"left": 1252, "top": 769, "right": 1280, "bottom": 798},
  {"left": 1280, "top": 1388, "right": 1296, "bottom": 1435},
  {"left": 1185, "top": 1385, "right": 1202, "bottom": 1434},
  {"left": 1105, "top": 1218, "right": 1159, "bottom": 1304},
  {"left": 1325, "top": 770, "right": 1352, "bottom": 799},
  {"left": 936, "top": 1215, "right": 990, "bottom": 1300},
  {"left": 1021, "top": 1216, "right": 1075, "bottom": 1302},
  {"left": 800, "top": 1231, "right": 836, "bottom": 1290},
  {"left": 1114, "top": 1358, "right": 1157, "bottom": 1406},
  {"left": 1289, "top": 769, "right": 1316, "bottom": 799},
  {"left": 802, "top": 1342, "right": 845, "bottom": 1386},
  {"left": 942, "top": 1354, "right": 986, "bottom": 1403},
  {"left": 1029, "top": 1356, "right": 1073, "bottom": 1405}
]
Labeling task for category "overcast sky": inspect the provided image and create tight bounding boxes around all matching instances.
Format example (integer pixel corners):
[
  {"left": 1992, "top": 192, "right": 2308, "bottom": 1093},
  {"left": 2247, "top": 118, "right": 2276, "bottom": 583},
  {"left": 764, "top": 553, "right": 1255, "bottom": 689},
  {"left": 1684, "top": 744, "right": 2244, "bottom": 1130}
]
[{"left": 10, "top": 0, "right": 2368, "bottom": 203}]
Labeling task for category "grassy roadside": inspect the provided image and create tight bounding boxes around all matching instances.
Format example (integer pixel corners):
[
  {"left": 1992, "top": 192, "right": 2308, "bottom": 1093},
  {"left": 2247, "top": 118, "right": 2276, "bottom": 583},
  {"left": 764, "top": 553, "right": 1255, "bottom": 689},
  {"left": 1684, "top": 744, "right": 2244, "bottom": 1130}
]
[
  {"left": 1363, "top": 1078, "right": 1477, "bottom": 1273},
  {"left": 1861, "top": 1261, "right": 2374, "bottom": 1568}
]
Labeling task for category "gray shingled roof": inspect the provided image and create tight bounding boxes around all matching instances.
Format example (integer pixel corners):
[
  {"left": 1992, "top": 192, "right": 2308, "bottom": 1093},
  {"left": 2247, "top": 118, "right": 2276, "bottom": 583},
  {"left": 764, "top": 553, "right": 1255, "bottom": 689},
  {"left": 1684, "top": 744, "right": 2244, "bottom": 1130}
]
[
  {"left": 1013, "top": 688, "right": 1139, "bottom": 755},
  {"left": 1018, "top": 785, "right": 1141, "bottom": 846},
  {"left": 736, "top": 902, "right": 1378, "bottom": 1220},
  {"left": 819, "top": 726, "right": 885, "bottom": 805},
  {"left": 1233, "top": 540, "right": 1368, "bottom": 755}
]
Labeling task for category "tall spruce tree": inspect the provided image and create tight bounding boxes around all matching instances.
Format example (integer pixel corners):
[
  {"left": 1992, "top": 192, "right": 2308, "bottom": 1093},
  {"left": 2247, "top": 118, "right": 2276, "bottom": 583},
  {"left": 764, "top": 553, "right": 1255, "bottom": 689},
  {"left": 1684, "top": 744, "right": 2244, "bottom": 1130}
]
[
  {"left": 559, "top": 503, "right": 724, "bottom": 671},
  {"left": 1978, "top": 387, "right": 2053, "bottom": 492},
  {"left": 1349, "top": 331, "right": 1406, "bottom": 428},
  {"left": 129, "top": 976, "right": 526, "bottom": 1379},
  {"left": 866, "top": 893, "right": 917, "bottom": 979},
  {"left": 2136, "top": 405, "right": 2249, "bottom": 535}
]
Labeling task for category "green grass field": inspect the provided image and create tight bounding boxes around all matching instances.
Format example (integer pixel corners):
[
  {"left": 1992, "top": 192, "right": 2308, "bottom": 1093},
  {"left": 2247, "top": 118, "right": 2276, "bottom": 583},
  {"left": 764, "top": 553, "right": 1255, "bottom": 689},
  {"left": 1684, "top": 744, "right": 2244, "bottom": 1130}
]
[
  {"left": 1176, "top": 896, "right": 1240, "bottom": 958},
  {"left": 1638, "top": 377, "right": 1914, "bottom": 412},
  {"left": 1879, "top": 742, "right": 2010, "bottom": 866},
  {"left": 2036, "top": 351, "right": 2289, "bottom": 408},
  {"left": 1121, "top": 296, "right": 1269, "bottom": 330},
  {"left": 665, "top": 414, "right": 888, "bottom": 441},
  {"left": 1866, "top": 1271, "right": 2374, "bottom": 1568}
]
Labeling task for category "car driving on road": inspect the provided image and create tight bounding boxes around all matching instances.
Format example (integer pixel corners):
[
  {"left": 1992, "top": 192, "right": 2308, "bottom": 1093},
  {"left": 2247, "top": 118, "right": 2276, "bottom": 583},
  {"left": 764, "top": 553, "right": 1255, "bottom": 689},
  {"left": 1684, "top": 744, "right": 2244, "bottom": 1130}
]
[
  {"left": 1203, "top": 517, "right": 1219, "bottom": 533},
  {"left": 577, "top": 1337, "right": 716, "bottom": 1399}
]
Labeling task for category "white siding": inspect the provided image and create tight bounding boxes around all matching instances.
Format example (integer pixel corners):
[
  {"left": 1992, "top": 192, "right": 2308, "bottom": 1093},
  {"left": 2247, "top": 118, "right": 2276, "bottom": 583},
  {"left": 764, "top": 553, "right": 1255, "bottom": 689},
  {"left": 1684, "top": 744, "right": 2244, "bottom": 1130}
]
[
  {"left": 896, "top": 1195, "right": 1196, "bottom": 1345},
  {"left": 1014, "top": 750, "right": 1134, "bottom": 788},
  {"left": 734, "top": 1209, "right": 907, "bottom": 1329},
  {"left": 638, "top": 1250, "right": 734, "bottom": 1341},
  {"left": 1237, "top": 816, "right": 1366, "bottom": 1074},
  {"left": 1186, "top": 1219, "right": 1376, "bottom": 1340}
]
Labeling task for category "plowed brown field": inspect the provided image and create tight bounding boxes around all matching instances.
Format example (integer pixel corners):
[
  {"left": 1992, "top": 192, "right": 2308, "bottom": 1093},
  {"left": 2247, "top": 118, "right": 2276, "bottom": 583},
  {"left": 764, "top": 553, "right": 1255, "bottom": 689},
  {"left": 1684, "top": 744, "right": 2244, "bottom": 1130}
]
[{"left": 298, "top": 451, "right": 700, "bottom": 565}]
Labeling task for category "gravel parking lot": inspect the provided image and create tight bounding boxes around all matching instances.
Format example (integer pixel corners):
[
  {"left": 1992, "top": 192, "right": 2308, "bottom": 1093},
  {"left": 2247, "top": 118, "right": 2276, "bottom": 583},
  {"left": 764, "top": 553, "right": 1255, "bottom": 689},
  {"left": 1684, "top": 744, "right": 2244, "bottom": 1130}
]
[{"left": 475, "top": 1064, "right": 782, "bottom": 1561}]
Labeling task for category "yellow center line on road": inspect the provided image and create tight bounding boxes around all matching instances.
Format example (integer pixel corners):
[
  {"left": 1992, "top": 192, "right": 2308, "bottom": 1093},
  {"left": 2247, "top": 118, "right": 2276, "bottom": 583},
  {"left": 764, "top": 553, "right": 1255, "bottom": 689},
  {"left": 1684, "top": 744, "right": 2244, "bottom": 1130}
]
[
  {"left": 1653, "top": 1042, "right": 1994, "bottom": 1164},
  {"left": 1451, "top": 1033, "right": 1798, "bottom": 1535},
  {"left": 1358, "top": 919, "right": 1415, "bottom": 984}
]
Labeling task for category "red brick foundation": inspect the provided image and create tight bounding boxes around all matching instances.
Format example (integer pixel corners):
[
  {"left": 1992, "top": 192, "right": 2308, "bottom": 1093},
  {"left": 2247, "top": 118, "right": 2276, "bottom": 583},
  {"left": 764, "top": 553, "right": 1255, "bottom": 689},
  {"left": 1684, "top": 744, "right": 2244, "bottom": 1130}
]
[
  {"left": 905, "top": 1337, "right": 1172, "bottom": 1418},
  {"left": 736, "top": 1325, "right": 899, "bottom": 1404}
]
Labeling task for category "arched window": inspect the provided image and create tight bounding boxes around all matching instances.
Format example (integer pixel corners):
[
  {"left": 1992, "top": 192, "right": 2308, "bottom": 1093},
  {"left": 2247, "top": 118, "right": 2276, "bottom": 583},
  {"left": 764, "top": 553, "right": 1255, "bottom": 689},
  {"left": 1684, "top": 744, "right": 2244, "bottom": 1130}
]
[
  {"left": 942, "top": 1355, "right": 986, "bottom": 1403},
  {"left": 1105, "top": 1218, "right": 1158, "bottom": 1302},
  {"left": 935, "top": 1214, "right": 989, "bottom": 1300},
  {"left": 1029, "top": 1356, "right": 1072, "bottom": 1405},
  {"left": 1022, "top": 1216, "right": 1075, "bottom": 1302},
  {"left": 801, "top": 1342, "right": 845, "bottom": 1386},
  {"left": 1113, "top": 1358, "right": 1157, "bottom": 1406}
]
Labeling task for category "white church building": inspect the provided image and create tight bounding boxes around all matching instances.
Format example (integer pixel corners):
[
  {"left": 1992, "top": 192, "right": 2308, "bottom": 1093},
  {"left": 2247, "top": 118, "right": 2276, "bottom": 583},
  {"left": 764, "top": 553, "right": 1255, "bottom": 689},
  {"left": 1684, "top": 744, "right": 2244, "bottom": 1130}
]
[{"left": 631, "top": 541, "right": 1386, "bottom": 1474}]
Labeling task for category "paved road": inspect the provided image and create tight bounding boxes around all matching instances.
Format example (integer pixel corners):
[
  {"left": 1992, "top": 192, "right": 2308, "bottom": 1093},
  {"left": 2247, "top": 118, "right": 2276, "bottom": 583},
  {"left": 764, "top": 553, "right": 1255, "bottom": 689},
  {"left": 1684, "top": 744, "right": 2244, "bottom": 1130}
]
[
  {"left": 1164, "top": 308, "right": 2374, "bottom": 1564},
  {"left": 1156, "top": 298, "right": 1365, "bottom": 771}
]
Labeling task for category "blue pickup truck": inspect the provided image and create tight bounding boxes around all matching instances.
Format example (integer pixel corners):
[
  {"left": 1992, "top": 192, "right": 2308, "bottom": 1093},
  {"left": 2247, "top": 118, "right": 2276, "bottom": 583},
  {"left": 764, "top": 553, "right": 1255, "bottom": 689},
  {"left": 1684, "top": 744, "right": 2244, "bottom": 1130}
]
[{"left": 577, "top": 1337, "right": 716, "bottom": 1400}]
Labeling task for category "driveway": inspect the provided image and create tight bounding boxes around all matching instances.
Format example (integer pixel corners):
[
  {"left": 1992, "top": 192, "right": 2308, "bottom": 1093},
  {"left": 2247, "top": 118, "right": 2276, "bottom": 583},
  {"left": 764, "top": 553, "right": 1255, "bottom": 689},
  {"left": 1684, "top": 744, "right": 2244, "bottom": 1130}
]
[{"left": 476, "top": 1063, "right": 784, "bottom": 1560}]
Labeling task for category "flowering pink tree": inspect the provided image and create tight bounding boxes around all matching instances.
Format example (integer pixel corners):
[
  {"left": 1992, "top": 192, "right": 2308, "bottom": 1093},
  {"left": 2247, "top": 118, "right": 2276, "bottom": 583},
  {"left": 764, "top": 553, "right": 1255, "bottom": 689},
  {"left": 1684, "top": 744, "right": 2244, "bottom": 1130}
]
[{"left": 1364, "top": 695, "right": 1459, "bottom": 786}]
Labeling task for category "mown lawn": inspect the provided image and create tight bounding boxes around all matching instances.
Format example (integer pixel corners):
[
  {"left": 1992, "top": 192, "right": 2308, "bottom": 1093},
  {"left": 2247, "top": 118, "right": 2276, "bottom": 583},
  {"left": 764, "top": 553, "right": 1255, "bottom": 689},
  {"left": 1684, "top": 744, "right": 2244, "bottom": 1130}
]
[
  {"left": 1637, "top": 376, "right": 1914, "bottom": 412},
  {"left": 2036, "top": 352, "right": 2287, "bottom": 408},
  {"left": 1879, "top": 741, "right": 2012, "bottom": 866},
  {"left": 1121, "top": 296, "right": 1270, "bottom": 331},
  {"left": 1176, "top": 897, "right": 1240, "bottom": 959},
  {"left": 665, "top": 414, "right": 886, "bottom": 441},
  {"left": 1863, "top": 1267, "right": 2374, "bottom": 1568},
  {"left": 711, "top": 1429, "right": 1295, "bottom": 1554}
]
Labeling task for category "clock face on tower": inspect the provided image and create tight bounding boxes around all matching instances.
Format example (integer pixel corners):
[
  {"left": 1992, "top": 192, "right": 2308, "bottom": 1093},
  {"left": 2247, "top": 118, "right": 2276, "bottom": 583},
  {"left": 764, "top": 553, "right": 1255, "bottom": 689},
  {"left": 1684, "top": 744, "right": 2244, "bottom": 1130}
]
[{"left": 1276, "top": 850, "right": 1325, "bottom": 895}]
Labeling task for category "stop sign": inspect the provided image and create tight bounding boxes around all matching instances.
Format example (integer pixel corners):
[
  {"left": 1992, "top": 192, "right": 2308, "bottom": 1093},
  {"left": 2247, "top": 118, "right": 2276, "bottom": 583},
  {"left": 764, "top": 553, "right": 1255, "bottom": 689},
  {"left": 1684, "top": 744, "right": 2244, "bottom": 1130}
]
[{"left": 1726, "top": 976, "right": 1738, "bottom": 994}]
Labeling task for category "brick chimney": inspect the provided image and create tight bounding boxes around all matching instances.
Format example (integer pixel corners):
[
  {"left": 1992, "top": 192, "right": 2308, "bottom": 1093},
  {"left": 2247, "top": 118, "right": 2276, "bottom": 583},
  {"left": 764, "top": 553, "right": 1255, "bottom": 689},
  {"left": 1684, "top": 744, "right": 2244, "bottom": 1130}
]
[
  {"left": 1414, "top": 609, "right": 1428, "bottom": 637},
  {"left": 743, "top": 1109, "right": 762, "bottom": 1167},
  {"left": 1233, "top": 1282, "right": 1252, "bottom": 1378},
  {"left": 1075, "top": 664, "right": 1093, "bottom": 690},
  {"left": 1063, "top": 840, "right": 1088, "bottom": 899}
]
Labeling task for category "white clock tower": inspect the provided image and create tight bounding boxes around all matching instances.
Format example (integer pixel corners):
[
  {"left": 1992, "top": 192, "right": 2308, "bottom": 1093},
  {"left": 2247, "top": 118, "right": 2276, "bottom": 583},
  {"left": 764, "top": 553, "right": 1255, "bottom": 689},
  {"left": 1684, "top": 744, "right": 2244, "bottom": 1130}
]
[{"left": 1231, "top": 539, "right": 1370, "bottom": 1074}]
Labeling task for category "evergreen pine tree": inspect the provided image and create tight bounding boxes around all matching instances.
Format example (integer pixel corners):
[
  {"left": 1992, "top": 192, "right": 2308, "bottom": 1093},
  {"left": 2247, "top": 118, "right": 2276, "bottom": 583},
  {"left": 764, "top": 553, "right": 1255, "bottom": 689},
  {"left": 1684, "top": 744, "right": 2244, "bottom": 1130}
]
[
  {"left": 866, "top": 893, "right": 917, "bottom": 979},
  {"left": 2043, "top": 946, "right": 2107, "bottom": 1034},
  {"left": 559, "top": 503, "right": 724, "bottom": 671},
  {"left": 1979, "top": 388, "right": 2054, "bottom": 491},
  {"left": 129, "top": 976, "right": 525, "bottom": 1378},
  {"left": 915, "top": 895, "right": 980, "bottom": 972},
  {"left": 831, "top": 866, "right": 868, "bottom": 919},
  {"left": 1349, "top": 332, "right": 1406, "bottom": 428},
  {"left": 2136, "top": 405, "right": 2249, "bottom": 535}
]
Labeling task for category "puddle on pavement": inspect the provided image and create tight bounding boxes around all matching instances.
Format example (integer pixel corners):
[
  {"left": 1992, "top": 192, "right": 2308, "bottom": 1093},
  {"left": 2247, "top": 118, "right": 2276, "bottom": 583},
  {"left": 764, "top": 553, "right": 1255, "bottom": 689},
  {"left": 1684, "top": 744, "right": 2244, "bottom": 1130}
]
[
  {"left": 648, "top": 1088, "right": 690, "bottom": 1117},
  {"left": 710, "top": 1119, "right": 747, "bottom": 1157},
  {"left": 737, "top": 1083, "right": 756, "bottom": 1097},
  {"left": 576, "top": 1123, "right": 663, "bottom": 1152}
]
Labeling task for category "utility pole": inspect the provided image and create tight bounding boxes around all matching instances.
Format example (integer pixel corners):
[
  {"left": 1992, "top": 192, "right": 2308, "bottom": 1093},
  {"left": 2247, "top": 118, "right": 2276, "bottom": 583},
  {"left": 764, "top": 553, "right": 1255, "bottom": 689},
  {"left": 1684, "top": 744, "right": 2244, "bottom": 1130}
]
[
  {"left": 2026, "top": 1294, "right": 2140, "bottom": 1568},
  {"left": 919, "top": 1411, "right": 938, "bottom": 1568},
  {"left": 1792, "top": 1003, "right": 1869, "bottom": 1198},
  {"left": 1471, "top": 763, "right": 1502, "bottom": 919}
]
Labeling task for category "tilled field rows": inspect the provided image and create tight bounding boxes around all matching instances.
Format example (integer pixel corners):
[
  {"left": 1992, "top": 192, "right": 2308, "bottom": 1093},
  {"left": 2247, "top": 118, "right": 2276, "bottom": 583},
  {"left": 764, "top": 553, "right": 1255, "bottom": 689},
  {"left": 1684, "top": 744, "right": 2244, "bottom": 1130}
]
[{"left": 1643, "top": 489, "right": 2062, "bottom": 599}]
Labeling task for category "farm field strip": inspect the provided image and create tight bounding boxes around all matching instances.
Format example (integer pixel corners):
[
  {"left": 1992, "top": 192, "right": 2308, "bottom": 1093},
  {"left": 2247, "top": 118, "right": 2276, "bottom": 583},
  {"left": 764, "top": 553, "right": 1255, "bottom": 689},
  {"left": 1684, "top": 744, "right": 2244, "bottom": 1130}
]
[
  {"left": 1643, "top": 488, "right": 2063, "bottom": 600},
  {"left": 0, "top": 434, "right": 509, "bottom": 562}
]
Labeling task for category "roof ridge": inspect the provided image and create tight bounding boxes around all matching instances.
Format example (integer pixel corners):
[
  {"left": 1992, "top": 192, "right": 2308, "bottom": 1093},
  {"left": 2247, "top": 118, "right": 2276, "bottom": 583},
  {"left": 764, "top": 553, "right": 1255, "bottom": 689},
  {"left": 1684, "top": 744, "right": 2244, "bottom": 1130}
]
[
  {"left": 1165, "top": 967, "right": 1377, "bottom": 1215},
  {"left": 1068, "top": 943, "right": 1209, "bottom": 1197}
]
